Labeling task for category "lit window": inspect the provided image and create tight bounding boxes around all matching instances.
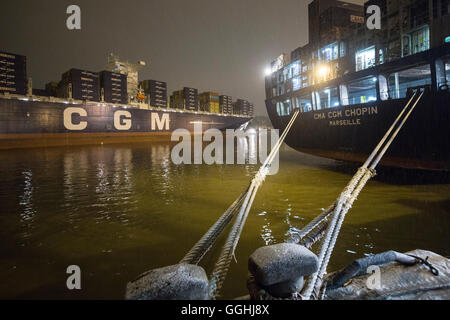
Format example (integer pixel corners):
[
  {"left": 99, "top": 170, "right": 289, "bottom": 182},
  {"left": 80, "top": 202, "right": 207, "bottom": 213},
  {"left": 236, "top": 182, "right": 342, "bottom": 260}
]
[
  {"left": 291, "top": 61, "right": 301, "bottom": 77},
  {"left": 343, "top": 76, "right": 378, "bottom": 105},
  {"left": 355, "top": 46, "right": 376, "bottom": 71},
  {"left": 411, "top": 26, "right": 430, "bottom": 54},
  {"left": 317, "top": 87, "right": 339, "bottom": 109},
  {"left": 296, "top": 94, "right": 312, "bottom": 113},
  {"left": 446, "top": 60, "right": 450, "bottom": 84},
  {"left": 293, "top": 77, "right": 301, "bottom": 91},
  {"left": 388, "top": 64, "right": 431, "bottom": 99},
  {"left": 320, "top": 42, "right": 339, "bottom": 62},
  {"left": 340, "top": 42, "right": 346, "bottom": 58}
]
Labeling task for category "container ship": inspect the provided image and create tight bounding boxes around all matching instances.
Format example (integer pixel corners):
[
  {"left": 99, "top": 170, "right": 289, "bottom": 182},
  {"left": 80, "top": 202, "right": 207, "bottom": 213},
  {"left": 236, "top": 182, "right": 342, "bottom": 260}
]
[
  {"left": 0, "top": 53, "right": 253, "bottom": 149},
  {"left": 265, "top": 0, "right": 450, "bottom": 171}
]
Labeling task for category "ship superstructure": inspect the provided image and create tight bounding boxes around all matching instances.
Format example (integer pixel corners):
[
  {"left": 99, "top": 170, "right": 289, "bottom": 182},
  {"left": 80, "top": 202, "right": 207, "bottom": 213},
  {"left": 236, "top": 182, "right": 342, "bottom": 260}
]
[
  {"left": 105, "top": 54, "right": 146, "bottom": 103},
  {"left": 265, "top": 0, "right": 450, "bottom": 170}
]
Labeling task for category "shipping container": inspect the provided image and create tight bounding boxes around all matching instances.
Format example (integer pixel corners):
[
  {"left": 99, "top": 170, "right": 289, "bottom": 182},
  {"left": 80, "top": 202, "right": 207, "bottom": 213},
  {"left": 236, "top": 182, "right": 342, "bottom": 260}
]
[
  {"left": 232, "top": 99, "right": 252, "bottom": 115},
  {"left": 171, "top": 87, "right": 198, "bottom": 110},
  {"left": 141, "top": 79, "right": 168, "bottom": 108},
  {"left": 0, "top": 51, "right": 27, "bottom": 95},
  {"left": 199, "top": 92, "right": 220, "bottom": 113},
  {"left": 100, "top": 71, "right": 127, "bottom": 104},
  {"left": 45, "top": 82, "right": 59, "bottom": 97},
  {"left": 219, "top": 95, "right": 233, "bottom": 114},
  {"left": 60, "top": 68, "right": 100, "bottom": 101}
]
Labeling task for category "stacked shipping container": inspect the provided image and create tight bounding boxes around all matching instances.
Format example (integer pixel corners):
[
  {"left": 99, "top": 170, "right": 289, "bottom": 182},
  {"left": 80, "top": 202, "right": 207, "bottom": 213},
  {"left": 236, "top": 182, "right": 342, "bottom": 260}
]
[
  {"left": 59, "top": 68, "right": 100, "bottom": 101},
  {"left": 199, "top": 92, "right": 220, "bottom": 113},
  {"left": 0, "top": 50, "right": 255, "bottom": 117},
  {"left": 171, "top": 90, "right": 183, "bottom": 109},
  {"left": 45, "top": 82, "right": 59, "bottom": 97},
  {"left": 233, "top": 99, "right": 253, "bottom": 116},
  {"left": 141, "top": 79, "right": 168, "bottom": 108},
  {"left": 100, "top": 71, "right": 127, "bottom": 104},
  {"left": 183, "top": 87, "right": 198, "bottom": 111},
  {"left": 171, "top": 87, "right": 198, "bottom": 110},
  {"left": 0, "top": 51, "right": 27, "bottom": 95},
  {"left": 219, "top": 95, "right": 233, "bottom": 114},
  {"left": 248, "top": 103, "right": 254, "bottom": 117}
]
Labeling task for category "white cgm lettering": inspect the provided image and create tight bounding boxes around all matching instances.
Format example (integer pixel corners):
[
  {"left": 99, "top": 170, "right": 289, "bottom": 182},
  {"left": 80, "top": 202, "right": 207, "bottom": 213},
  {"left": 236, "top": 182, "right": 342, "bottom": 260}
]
[
  {"left": 64, "top": 107, "right": 87, "bottom": 130},
  {"left": 151, "top": 113, "right": 170, "bottom": 131},
  {"left": 114, "top": 110, "right": 132, "bottom": 130}
]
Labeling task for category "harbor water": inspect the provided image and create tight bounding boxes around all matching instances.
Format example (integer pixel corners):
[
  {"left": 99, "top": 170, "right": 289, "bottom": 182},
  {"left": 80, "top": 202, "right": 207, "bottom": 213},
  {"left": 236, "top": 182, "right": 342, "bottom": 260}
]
[{"left": 0, "top": 137, "right": 449, "bottom": 299}]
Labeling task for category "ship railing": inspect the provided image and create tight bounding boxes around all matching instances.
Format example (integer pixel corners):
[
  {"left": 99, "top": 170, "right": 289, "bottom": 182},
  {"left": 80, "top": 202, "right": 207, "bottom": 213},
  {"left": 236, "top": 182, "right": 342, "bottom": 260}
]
[{"left": 0, "top": 93, "right": 251, "bottom": 117}]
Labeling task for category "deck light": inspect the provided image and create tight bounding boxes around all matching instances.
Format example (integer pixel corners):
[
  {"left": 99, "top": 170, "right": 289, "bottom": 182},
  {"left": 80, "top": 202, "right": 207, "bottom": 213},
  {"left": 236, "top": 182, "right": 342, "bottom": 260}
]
[
  {"left": 264, "top": 68, "right": 272, "bottom": 76},
  {"left": 317, "top": 65, "right": 329, "bottom": 78}
]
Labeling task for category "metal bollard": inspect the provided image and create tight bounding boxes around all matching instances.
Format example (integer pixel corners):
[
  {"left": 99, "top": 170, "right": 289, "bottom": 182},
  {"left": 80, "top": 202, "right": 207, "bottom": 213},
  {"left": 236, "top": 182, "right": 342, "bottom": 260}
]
[
  {"left": 248, "top": 243, "right": 319, "bottom": 298},
  {"left": 126, "top": 263, "right": 209, "bottom": 300}
]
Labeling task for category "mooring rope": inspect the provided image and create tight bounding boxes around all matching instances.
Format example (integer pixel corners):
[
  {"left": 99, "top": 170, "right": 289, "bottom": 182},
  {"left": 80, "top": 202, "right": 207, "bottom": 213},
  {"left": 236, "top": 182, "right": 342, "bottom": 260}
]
[
  {"left": 290, "top": 91, "right": 421, "bottom": 246},
  {"left": 302, "top": 90, "right": 425, "bottom": 300},
  {"left": 208, "top": 110, "right": 300, "bottom": 299},
  {"left": 180, "top": 188, "right": 249, "bottom": 265},
  {"left": 287, "top": 203, "right": 335, "bottom": 244},
  {"left": 180, "top": 109, "right": 299, "bottom": 266}
]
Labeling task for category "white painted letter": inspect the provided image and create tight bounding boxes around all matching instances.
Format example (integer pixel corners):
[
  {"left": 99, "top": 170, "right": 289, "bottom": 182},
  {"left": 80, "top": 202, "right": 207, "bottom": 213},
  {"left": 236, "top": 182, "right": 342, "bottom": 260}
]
[
  {"left": 151, "top": 113, "right": 170, "bottom": 131},
  {"left": 114, "top": 110, "right": 132, "bottom": 130},
  {"left": 66, "top": 5, "right": 81, "bottom": 30},
  {"left": 64, "top": 107, "right": 87, "bottom": 130}
]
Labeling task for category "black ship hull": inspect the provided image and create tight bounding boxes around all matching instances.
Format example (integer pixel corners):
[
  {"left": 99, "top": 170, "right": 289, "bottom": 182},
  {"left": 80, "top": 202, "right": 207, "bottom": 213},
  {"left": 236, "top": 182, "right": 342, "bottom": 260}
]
[{"left": 266, "top": 90, "right": 450, "bottom": 171}]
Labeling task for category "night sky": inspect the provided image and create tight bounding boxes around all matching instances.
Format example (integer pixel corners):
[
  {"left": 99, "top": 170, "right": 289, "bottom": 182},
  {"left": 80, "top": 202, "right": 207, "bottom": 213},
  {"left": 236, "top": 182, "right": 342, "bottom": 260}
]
[{"left": 1, "top": 0, "right": 364, "bottom": 116}]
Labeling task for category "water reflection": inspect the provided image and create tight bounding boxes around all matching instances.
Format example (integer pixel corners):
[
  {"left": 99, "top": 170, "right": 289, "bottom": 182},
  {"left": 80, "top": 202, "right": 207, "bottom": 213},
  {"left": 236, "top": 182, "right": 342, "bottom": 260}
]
[
  {"left": 151, "top": 145, "right": 173, "bottom": 202},
  {"left": 19, "top": 170, "right": 35, "bottom": 222},
  {"left": 0, "top": 140, "right": 448, "bottom": 299},
  {"left": 63, "top": 150, "right": 88, "bottom": 204},
  {"left": 261, "top": 221, "right": 276, "bottom": 246}
]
